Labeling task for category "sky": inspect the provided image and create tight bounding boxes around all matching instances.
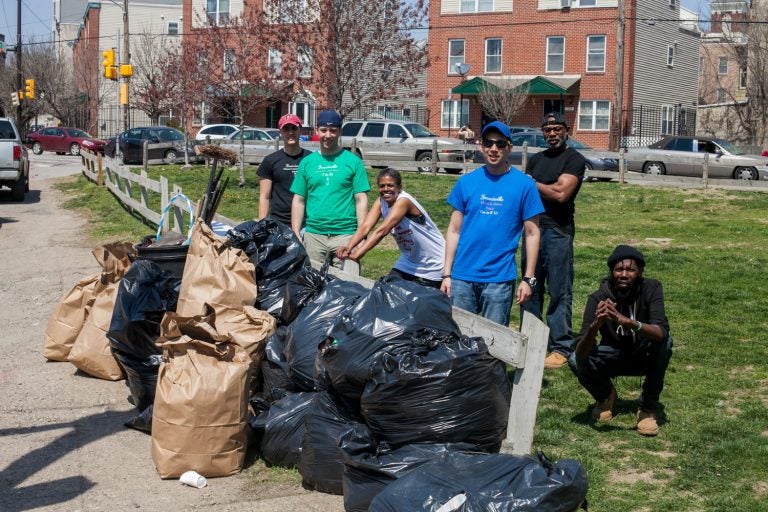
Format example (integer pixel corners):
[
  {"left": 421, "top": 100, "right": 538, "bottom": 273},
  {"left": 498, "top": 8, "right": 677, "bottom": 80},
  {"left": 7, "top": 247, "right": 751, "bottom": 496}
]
[{"left": 0, "top": 0, "right": 711, "bottom": 46}]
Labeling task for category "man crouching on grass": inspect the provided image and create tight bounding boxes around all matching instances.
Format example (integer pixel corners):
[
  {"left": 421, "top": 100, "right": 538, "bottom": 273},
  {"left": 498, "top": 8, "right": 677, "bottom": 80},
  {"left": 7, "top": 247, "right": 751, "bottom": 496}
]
[{"left": 569, "top": 245, "right": 672, "bottom": 436}]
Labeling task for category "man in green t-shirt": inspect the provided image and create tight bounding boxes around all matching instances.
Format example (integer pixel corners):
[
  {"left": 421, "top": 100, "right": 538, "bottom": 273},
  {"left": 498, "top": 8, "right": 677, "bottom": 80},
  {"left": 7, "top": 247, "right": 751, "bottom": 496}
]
[{"left": 290, "top": 109, "right": 370, "bottom": 273}]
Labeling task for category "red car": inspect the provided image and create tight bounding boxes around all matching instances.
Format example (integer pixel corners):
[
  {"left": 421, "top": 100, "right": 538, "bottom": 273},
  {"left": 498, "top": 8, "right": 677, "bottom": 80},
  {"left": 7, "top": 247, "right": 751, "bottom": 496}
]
[{"left": 27, "top": 127, "right": 106, "bottom": 156}]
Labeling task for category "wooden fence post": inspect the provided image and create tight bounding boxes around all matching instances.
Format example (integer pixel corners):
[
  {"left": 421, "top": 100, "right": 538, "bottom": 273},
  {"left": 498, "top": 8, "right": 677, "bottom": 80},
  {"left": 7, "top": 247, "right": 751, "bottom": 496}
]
[
  {"left": 143, "top": 141, "right": 149, "bottom": 173},
  {"left": 619, "top": 147, "right": 626, "bottom": 184},
  {"left": 97, "top": 152, "right": 104, "bottom": 187},
  {"left": 160, "top": 176, "right": 169, "bottom": 235},
  {"left": 702, "top": 152, "right": 709, "bottom": 189},
  {"left": 521, "top": 142, "right": 528, "bottom": 171},
  {"left": 431, "top": 139, "right": 438, "bottom": 176}
]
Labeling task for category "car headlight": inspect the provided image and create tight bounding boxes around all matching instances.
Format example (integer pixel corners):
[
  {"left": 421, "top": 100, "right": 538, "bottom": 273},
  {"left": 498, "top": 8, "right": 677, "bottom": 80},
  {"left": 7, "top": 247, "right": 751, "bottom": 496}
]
[{"left": 82, "top": 140, "right": 95, "bottom": 147}]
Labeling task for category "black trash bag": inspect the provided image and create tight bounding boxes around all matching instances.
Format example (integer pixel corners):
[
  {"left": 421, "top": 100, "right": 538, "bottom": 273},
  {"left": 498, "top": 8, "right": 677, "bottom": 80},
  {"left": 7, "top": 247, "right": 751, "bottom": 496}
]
[
  {"left": 339, "top": 424, "right": 478, "bottom": 512},
  {"left": 261, "top": 326, "right": 297, "bottom": 401},
  {"left": 360, "top": 329, "right": 510, "bottom": 452},
  {"left": 107, "top": 259, "right": 181, "bottom": 412},
  {"left": 124, "top": 404, "right": 154, "bottom": 434},
  {"left": 297, "top": 391, "right": 367, "bottom": 495},
  {"left": 368, "top": 451, "right": 589, "bottom": 512},
  {"left": 278, "top": 262, "right": 333, "bottom": 326},
  {"left": 320, "top": 275, "right": 459, "bottom": 404},
  {"left": 285, "top": 279, "right": 369, "bottom": 391},
  {"left": 248, "top": 391, "right": 315, "bottom": 468},
  {"left": 226, "top": 218, "right": 310, "bottom": 319}
]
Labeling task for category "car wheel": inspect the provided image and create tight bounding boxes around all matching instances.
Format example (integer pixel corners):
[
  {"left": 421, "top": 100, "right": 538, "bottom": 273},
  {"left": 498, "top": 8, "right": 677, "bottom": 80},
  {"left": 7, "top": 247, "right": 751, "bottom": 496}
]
[
  {"left": 643, "top": 161, "right": 666, "bottom": 175},
  {"left": 164, "top": 149, "right": 179, "bottom": 165},
  {"left": 69, "top": 143, "right": 80, "bottom": 156},
  {"left": 583, "top": 161, "right": 594, "bottom": 181},
  {"left": 32, "top": 142, "right": 43, "bottom": 155},
  {"left": 416, "top": 152, "right": 433, "bottom": 173},
  {"left": 733, "top": 166, "right": 758, "bottom": 180}
]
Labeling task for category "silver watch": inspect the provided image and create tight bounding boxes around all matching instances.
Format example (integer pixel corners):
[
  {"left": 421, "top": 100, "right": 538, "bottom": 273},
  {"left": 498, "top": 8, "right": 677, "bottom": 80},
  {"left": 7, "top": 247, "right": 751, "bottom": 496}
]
[{"left": 522, "top": 276, "right": 537, "bottom": 287}]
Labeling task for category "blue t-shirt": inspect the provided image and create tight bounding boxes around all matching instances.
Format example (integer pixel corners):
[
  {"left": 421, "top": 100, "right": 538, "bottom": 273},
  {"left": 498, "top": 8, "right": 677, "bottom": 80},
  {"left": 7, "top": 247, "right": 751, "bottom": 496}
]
[{"left": 447, "top": 166, "right": 544, "bottom": 282}]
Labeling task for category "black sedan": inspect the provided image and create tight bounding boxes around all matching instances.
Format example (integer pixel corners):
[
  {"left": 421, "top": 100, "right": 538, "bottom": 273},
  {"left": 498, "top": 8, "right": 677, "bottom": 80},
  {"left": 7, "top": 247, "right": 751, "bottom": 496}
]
[{"left": 104, "top": 127, "right": 201, "bottom": 164}]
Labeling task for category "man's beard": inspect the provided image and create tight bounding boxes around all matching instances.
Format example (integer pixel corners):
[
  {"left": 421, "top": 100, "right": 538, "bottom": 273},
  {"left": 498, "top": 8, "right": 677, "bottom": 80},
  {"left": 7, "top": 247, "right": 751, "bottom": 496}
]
[{"left": 611, "top": 278, "right": 640, "bottom": 302}]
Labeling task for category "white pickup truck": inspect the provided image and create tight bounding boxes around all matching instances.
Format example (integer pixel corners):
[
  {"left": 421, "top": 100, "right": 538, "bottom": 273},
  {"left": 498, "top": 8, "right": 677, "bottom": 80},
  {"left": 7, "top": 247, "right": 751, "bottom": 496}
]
[{"left": 0, "top": 117, "right": 30, "bottom": 201}]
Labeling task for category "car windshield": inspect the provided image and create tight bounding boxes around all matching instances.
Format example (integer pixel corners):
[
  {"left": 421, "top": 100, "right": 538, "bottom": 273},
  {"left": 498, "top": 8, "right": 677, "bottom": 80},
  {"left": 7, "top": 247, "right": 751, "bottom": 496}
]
[
  {"left": 404, "top": 123, "right": 436, "bottom": 138},
  {"left": 267, "top": 130, "right": 279, "bottom": 139},
  {"left": 67, "top": 129, "right": 91, "bottom": 138},
  {"left": 713, "top": 138, "right": 745, "bottom": 155}
]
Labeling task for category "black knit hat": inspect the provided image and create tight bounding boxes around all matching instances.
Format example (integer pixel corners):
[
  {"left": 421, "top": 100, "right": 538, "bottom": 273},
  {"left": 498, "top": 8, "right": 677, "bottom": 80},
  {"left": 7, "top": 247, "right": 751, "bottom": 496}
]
[{"left": 607, "top": 245, "right": 645, "bottom": 270}]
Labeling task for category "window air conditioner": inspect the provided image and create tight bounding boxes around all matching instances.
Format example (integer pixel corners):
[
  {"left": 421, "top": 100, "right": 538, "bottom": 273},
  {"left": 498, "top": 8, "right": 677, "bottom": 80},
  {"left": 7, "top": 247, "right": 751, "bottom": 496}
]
[{"left": 560, "top": 0, "right": 572, "bottom": 8}]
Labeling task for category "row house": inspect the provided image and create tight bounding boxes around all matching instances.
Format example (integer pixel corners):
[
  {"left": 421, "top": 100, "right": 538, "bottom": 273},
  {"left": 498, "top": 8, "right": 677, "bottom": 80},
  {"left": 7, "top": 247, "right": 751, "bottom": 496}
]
[{"left": 427, "top": 0, "right": 701, "bottom": 149}]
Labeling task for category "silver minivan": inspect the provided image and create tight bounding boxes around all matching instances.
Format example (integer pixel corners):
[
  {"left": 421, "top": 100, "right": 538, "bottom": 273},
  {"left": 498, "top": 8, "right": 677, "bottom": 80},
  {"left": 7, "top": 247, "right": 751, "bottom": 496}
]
[{"left": 341, "top": 120, "right": 471, "bottom": 173}]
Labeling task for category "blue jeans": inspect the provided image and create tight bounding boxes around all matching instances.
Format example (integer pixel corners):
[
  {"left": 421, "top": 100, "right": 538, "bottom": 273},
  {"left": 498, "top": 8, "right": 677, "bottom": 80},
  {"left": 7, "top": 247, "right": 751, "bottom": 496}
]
[
  {"left": 568, "top": 337, "right": 673, "bottom": 411},
  {"left": 451, "top": 278, "right": 515, "bottom": 326},
  {"left": 521, "top": 225, "right": 575, "bottom": 355}
]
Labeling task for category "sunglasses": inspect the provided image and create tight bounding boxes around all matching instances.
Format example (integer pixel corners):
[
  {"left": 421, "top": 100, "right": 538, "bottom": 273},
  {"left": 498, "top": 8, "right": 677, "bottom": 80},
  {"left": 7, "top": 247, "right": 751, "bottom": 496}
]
[{"left": 481, "top": 138, "right": 510, "bottom": 149}]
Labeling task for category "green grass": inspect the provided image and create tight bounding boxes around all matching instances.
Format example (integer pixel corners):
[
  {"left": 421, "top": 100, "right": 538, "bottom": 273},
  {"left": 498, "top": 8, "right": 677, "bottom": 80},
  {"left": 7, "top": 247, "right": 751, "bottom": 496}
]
[{"left": 56, "top": 165, "right": 768, "bottom": 511}]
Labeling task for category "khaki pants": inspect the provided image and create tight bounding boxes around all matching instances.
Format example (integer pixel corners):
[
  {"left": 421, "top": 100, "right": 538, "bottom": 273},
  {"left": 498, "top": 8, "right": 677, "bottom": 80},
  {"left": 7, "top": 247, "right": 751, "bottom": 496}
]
[{"left": 302, "top": 232, "right": 360, "bottom": 276}]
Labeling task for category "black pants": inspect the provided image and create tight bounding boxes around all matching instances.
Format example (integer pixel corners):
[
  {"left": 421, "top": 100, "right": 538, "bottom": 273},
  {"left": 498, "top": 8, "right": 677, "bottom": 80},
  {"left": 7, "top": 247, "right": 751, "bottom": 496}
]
[{"left": 568, "top": 337, "right": 673, "bottom": 411}]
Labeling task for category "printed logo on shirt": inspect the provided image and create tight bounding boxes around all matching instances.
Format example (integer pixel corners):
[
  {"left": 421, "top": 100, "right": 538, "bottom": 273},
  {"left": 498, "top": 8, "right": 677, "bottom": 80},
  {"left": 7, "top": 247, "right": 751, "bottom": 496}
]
[
  {"left": 317, "top": 163, "right": 339, "bottom": 186},
  {"left": 479, "top": 194, "right": 504, "bottom": 215},
  {"left": 393, "top": 225, "right": 414, "bottom": 252}
]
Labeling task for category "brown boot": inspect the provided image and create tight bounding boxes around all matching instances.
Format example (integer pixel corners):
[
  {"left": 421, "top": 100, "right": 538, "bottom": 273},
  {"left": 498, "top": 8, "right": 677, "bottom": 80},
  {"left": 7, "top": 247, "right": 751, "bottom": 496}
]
[
  {"left": 591, "top": 385, "right": 617, "bottom": 421},
  {"left": 637, "top": 409, "right": 660, "bottom": 436},
  {"left": 544, "top": 352, "right": 568, "bottom": 369}
]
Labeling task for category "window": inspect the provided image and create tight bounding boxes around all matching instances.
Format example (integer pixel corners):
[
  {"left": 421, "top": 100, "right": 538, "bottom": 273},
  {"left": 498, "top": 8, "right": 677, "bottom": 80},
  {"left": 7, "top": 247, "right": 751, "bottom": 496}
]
[
  {"left": 206, "top": 0, "right": 230, "bottom": 25},
  {"left": 547, "top": 36, "right": 565, "bottom": 73},
  {"left": 167, "top": 21, "right": 179, "bottom": 36},
  {"left": 669, "top": 0, "right": 676, "bottom": 7},
  {"left": 441, "top": 99, "right": 469, "bottom": 129},
  {"left": 289, "top": 100, "right": 315, "bottom": 127},
  {"left": 460, "top": 0, "right": 494, "bottom": 13},
  {"left": 362, "top": 123, "right": 385, "bottom": 137},
  {"left": 586, "top": 35, "right": 606, "bottom": 72},
  {"left": 718, "top": 56, "right": 728, "bottom": 75},
  {"left": 574, "top": 0, "right": 597, "bottom": 5},
  {"left": 268, "top": 48, "right": 282, "bottom": 76},
  {"left": 387, "top": 124, "right": 407, "bottom": 139},
  {"left": 298, "top": 45, "right": 313, "bottom": 78},
  {"left": 739, "top": 67, "right": 747, "bottom": 89},
  {"left": 448, "top": 40, "right": 465, "bottom": 74},
  {"left": 342, "top": 122, "right": 363, "bottom": 137},
  {"left": 223, "top": 48, "right": 236, "bottom": 78},
  {"left": 667, "top": 45, "right": 675, "bottom": 67},
  {"left": 485, "top": 38, "right": 502, "bottom": 74},
  {"left": 717, "top": 88, "right": 727, "bottom": 103},
  {"left": 578, "top": 100, "right": 610, "bottom": 131},
  {"left": 661, "top": 105, "right": 675, "bottom": 135}
]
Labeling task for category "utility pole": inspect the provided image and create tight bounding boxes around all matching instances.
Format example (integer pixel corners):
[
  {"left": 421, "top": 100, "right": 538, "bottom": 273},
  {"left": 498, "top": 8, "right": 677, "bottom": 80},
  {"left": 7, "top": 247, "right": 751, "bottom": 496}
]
[
  {"left": 610, "top": 0, "right": 625, "bottom": 152},
  {"left": 16, "top": 0, "right": 22, "bottom": 121},
  {"left": 121, "top": 0, "right": 130, "bottom": 132}
]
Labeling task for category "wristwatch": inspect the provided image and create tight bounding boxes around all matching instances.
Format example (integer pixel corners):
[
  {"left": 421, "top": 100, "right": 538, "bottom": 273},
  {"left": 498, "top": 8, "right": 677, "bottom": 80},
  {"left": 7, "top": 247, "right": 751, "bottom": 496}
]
[{"left": 522, "top": 276, "right": 537, "bottom": 287}]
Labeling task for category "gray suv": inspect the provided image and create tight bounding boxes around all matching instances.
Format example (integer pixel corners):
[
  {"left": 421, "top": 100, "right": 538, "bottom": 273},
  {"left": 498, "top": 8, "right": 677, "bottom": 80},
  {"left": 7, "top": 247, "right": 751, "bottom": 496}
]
[{"left": 341, "top": 120, "right": 470, "bottom": 174}]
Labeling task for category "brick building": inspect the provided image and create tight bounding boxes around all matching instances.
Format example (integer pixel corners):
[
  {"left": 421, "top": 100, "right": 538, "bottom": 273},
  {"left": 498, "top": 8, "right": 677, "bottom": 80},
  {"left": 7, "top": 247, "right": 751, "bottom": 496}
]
[{"left": 427, "top": 0, "right": 701, "bottom": 149}]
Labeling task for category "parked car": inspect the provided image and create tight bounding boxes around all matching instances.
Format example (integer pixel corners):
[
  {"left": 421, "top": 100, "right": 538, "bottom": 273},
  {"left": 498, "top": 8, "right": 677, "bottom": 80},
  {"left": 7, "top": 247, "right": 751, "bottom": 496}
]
[
  {"left": 104, "top": 127, "right": 201, "bottom": 165},
  {"left": 0, "top": 117, "right": 30, "bottom": 200},
  {"left": 624, "top": 135, "right": 768, "bottom": 180},
  {"left": 226, "top": 127, "right": 280, "bottom": 142},
  {"left": 26, "top": 127, "right": 105, "bottom": 156},
  {"left": 195, "top": 124, "right": 242, "bottom": 141},
  {"left": 473, "top": 131, "right": 621, "bottom": 180},
  {"left": 341, "top": 120, "right": 472, "bottom": 173}
]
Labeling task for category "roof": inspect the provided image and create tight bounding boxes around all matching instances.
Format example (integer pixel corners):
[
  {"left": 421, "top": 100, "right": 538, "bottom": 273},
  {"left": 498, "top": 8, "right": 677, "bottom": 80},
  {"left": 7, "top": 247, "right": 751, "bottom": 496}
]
[{"left": 452, "top": 75, "right": 581, "bottom": 95}]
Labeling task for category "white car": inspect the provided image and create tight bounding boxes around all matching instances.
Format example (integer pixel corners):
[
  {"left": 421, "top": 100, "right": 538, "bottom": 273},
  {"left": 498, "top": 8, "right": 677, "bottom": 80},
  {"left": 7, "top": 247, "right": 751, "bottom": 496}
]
[
  {"left": 195, "top": 124, "right": 242, "bottom": 141},
  {"left": 217, "top": 127, "right": 285, "bottom": 164},
  {"left": 227, "top": 127, "right": 280, "bottom": 142}
]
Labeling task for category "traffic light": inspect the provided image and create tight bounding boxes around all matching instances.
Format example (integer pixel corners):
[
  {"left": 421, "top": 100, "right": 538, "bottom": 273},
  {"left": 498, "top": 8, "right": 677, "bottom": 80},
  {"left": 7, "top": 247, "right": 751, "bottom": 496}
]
[
  {"left": 24, "top": 79, "right": 35, "bottom": 100},
  {"left": 119, "top": 64, "right": 133, "bottom": 77},
  {"left": 11, "top": 91, "right": 19, "bottom": 106},
  {"left": 102, "top": 48, "right": 117, "bottom": 80}
]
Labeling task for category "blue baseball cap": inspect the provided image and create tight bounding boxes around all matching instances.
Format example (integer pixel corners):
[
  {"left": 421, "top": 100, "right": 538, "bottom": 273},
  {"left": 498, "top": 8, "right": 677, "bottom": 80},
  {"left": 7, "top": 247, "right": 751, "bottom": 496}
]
[
  {"left": 481, "top": 121, "right": 511, "bottom": 141},
  {"left": 317, "top": 109, "right": 342, "bottom": 128}
]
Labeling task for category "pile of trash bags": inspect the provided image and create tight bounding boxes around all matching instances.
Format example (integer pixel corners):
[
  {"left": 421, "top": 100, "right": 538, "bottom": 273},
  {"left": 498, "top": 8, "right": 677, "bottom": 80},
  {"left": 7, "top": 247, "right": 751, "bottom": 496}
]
[{"left": 43, "top": 217, "right": 589, "bottom": 510}]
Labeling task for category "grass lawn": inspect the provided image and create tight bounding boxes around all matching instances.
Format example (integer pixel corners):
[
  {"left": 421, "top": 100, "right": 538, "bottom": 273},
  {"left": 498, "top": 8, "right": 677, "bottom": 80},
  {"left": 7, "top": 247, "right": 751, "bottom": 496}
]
[{"left": 57, "top": 163, "right": 768, "bottom": 511}]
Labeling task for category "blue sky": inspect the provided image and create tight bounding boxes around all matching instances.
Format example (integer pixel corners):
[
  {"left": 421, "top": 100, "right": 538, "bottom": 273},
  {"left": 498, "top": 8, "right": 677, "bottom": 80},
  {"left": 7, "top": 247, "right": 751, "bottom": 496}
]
[{"left": 1, "top": 0, "right": 711, "bottom": 45}]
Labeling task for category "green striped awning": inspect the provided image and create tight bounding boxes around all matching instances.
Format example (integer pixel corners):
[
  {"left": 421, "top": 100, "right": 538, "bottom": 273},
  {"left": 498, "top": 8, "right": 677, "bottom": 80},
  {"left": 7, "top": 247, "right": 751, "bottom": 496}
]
[{"left": 451, "top": 75, "right": 581, "bottom": 95}]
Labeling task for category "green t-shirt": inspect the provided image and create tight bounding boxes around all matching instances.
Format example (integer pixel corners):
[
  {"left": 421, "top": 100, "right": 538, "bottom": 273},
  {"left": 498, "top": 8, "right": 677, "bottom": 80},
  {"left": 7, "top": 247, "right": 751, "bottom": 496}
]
[{"left": 290, "top": 149, "right": 370, "bottom": 234}]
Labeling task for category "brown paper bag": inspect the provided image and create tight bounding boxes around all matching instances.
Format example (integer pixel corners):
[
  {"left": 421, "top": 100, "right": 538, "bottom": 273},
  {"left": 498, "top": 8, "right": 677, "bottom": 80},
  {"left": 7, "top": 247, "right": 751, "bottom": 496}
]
[
  {"left": 151, "top": 313, "right": 251, "bottom": 478},
  {"left": 43, "top": 274, "right": 100, "bottom": 361},
  {"left": 67, "top": 276, "right": 125, "bottom": 381},
  {"left": 91, "top": 241, "right": 135, "bottom": 277},
  {"left": 216, "top": 305, "right": 276, "bottom": 395},
  {"left": 175, "top": 221, "right": 257, "bottom": 322}
]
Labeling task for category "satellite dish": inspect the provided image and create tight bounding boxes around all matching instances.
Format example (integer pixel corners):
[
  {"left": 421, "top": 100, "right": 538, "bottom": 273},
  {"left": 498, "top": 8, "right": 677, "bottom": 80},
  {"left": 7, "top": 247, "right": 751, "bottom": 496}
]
[{"left": 456, "top": 62, "right": 470, "bottom": 76}]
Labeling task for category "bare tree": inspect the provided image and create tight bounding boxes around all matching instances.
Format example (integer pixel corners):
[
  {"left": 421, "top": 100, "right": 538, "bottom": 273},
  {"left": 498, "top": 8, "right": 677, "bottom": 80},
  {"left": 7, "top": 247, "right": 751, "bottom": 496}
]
[
  {"left": 131, "top": 32, "right": 180, "bottom": 125},
  {"left": 187, "top": 7, "right": 300, "bottom": 184},
  {"left": 274, "top": 0, "right": 429, "bottom": 118},
  {"left": 476, "top": 79, "right": 530, "bottom": 126}
]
